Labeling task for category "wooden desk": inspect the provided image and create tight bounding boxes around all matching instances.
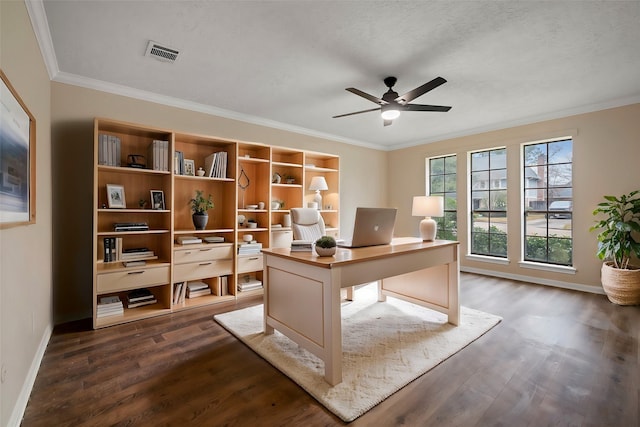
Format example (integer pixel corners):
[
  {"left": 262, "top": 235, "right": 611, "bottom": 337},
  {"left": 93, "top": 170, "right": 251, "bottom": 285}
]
[{"left": 261, "top": 237, "right": 460, "bottom": 385}]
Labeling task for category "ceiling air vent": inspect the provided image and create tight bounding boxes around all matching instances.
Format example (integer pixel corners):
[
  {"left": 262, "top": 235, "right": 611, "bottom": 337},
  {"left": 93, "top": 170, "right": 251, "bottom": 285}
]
[{"left": 144, "top": 40, "right": 179, "bottom": 63}]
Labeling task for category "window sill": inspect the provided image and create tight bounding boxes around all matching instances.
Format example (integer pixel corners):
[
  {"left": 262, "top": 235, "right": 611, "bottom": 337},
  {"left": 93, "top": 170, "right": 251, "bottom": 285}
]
[
  {"left": 465, "top": 254, "right": 510, "bottom": 265},
  {"left": 519, "top": 261, "right": 576, "bottom": 275}
]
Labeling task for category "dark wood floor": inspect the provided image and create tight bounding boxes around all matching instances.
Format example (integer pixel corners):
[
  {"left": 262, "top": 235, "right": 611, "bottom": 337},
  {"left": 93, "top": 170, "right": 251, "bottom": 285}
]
[{"left": 21, "top": 273, "right": 639, "bottom": 426}]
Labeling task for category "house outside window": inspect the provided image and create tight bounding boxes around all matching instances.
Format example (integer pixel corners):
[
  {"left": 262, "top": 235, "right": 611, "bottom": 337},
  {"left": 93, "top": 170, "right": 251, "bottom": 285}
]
[
  {"left": 523, "top": 139, "right": 573, "bottom": 266},
  {"left": 428, "top": 155, "right": 457, "bottom": 240},
  {"left": 470, "top": 148, "right": 507, "bottom": 257}
]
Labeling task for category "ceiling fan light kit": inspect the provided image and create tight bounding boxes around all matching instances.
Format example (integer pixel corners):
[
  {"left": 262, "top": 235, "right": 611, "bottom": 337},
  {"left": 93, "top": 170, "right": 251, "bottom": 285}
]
[{"left": 333, "top": 76, "right": 451, "bottom": 126}]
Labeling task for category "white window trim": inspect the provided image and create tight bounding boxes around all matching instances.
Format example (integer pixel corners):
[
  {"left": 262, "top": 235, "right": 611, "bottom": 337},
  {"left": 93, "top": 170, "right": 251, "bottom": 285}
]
[
  {"left": 466, "top": 254, "right": 510, "bottom": 265},
  {"left": 519, "top": 261, "right": 577, "bottom": 275}
]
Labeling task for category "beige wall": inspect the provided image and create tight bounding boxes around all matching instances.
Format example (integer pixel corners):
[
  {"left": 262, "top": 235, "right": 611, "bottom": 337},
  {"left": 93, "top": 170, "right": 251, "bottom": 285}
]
[
  {"left": 389, "top": 103, "right": 640, "bottom": 290},
  {"left": 0, "top": 2, "right": 53, "bottom": 425},
  {"left": 50, "top": 82, "right": 388, "bottom": 324}
]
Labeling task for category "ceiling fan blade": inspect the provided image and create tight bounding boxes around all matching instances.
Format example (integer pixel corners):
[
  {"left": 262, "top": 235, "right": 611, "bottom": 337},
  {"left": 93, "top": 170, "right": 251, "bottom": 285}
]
[
  {"left": 332, "top": 107, "right": 381, "bottom": 118},
  {"left": 403, "top": 103, "right": 452, "bottom": 112},
  {"left": 383, "top": 119, "right": 393, "bottom": 127},
  {"left": 395, "top": 77, "right": 447, "bottom": 104},
  {"left": 346, "top": 88, "right": 388, "bottom": 105}
]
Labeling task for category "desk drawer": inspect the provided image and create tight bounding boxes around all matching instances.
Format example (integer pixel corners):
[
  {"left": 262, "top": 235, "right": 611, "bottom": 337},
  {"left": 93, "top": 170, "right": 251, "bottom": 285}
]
[
  {"left": 174, "top": 245, "right": 233, "bottom": 264},
  {"left": 237, "top": 254, "right": 264, "bottom": 273},
  {"left": 174, "top": 260, "right": 232, "bottom": 282},
  {"left": 97, "top": 266, "right": 170, "bottom": 294}
]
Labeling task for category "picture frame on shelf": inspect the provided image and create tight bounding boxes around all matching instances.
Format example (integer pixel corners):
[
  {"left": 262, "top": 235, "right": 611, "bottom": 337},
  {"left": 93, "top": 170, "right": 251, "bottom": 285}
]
[
  {"left": 0, "top": 70, "right": 36, "bottom": 228},
  {"left": 150, "top": 190, "right": 165, "bottom": 210},
  {"left": 183, "top": 159, "right": 195, "bottom": 176},
  {"left": 106, "top": 184, "right": 126, "bottom": 208}
]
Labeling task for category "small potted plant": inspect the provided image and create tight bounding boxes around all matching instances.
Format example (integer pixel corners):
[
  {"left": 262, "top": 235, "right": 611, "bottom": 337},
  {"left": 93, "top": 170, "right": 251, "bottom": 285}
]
[
  {"left": 315, "top": 235, "right": 337, "bottom": 257},
  {"left": 189, "top": 190, "right": 214, "bottom": 230},
  {"left": 590, "top": 190, "right": 640, "bottom": 305}
]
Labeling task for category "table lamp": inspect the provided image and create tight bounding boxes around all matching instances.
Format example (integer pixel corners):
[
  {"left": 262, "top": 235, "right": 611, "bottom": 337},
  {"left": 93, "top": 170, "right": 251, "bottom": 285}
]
[
  {"left": 412, "top": 195, "right": 444, "bottom": 241},
  {"left": 309, "top": 176, "right": 328, "bottom": 210}
]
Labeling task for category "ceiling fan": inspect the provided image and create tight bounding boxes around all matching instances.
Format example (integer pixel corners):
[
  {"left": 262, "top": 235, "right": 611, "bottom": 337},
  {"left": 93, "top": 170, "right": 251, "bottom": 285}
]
[{"left": 333, "top": 76, "right": 451, "bottom": 126}]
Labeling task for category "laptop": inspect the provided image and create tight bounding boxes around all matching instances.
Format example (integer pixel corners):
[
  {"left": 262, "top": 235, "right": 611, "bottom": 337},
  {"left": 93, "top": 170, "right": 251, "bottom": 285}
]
[{"left": 337, "top": 207, "right": 397, "bottom": 248}]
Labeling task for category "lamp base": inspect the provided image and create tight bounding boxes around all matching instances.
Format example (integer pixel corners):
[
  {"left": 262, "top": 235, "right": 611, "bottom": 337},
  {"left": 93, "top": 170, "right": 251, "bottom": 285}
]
[
  {"left": 314, "top": 191, "right": 322, "bottom": 210},
  {"left": 419, "top": 217, "right": 437, "bottom": 241}
]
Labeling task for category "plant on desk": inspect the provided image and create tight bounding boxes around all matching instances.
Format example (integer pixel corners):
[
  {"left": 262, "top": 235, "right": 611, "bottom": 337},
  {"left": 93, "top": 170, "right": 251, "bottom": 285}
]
[
  {"left": 315, "top": 235, "right": 337, "bottom": 257},
  {"left": 190, "top": 190, "right": 214, "bottom": 230}
]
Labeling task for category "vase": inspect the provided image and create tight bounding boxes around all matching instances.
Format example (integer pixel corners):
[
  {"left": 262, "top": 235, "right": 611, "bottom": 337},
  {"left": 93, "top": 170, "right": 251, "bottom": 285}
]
[
  {"left": 601, "top": 261, "right": 640, "bottom": 305},
  {"left": 192, "top": 213, "right": 208, "bottom": 230},
  {"left": 315, "top": 246, "right": 336, "bottom": 257}
]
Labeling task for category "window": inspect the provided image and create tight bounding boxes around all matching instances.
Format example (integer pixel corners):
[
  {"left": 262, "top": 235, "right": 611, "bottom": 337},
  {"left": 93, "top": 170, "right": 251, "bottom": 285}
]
[
  {"left": 523, "top": 139, "right": 573, "bottom": 266},
  {"left": 470, "top": 148, "right": 507, "bottom": 257},
  {"left": 428, "top": 155, "right": 457, "bottom": 240}
]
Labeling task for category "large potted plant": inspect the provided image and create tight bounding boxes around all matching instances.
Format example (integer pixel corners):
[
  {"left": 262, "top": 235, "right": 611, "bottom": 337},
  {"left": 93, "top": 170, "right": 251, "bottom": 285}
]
[
  {"left": 590, "top": 190, "right": 640, "bottom": 305},
  {"left": 189, "top": 190, "right": 214, "bottom": 230}
]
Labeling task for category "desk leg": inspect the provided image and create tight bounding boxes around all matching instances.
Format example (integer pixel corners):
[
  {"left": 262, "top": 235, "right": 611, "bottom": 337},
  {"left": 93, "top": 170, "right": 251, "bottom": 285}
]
[
  {"left": 324, "top": 269, "right": 343, "bottom": 385},
  {"left": 377, "top": 280, "right": 386, "bottom": 302},
  {"left": 447, "top": 246, "right": 460, "bottom": 326},
  {"left": 263, "top": 259, "right": 274, "bottom": 335}
]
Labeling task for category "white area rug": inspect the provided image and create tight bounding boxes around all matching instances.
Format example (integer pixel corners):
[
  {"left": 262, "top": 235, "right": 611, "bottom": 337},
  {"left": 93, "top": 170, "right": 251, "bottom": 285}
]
[{"left": 214, "top": 284, "right": 501, "bottom": 422}]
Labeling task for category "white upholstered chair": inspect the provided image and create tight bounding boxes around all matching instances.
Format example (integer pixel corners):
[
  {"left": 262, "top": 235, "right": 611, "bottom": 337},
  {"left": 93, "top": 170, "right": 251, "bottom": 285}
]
[{"left": 290, "top": 208, "right": 326, "bottom": 241}]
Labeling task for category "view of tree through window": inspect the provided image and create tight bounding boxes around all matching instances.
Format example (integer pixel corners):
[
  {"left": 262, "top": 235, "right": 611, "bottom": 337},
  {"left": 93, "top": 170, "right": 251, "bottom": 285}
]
[
  {"left": 470, "top": 148, "right": 507, "bottom": 257},
  {"left": 428, "top": 155, "right": 457, "bottom": 240},
  {"left": 523, "top": 139, "right": 573, "bottom": 265}
]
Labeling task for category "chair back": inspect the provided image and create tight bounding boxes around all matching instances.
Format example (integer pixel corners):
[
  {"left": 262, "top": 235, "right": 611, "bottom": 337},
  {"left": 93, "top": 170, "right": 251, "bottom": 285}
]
[{"left": 290, "top": 208, "right": 326, "bottom": 241}]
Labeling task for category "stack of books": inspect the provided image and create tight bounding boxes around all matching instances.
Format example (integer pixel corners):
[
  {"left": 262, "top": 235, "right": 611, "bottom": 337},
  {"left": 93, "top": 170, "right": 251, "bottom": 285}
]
[
  {"left": 204, "top": 151, "right": 228, "bottom": 178},
  {"left": 102, "top": 238, "right": 157, "bottom": 263},
  {"left": 176, "top": 235, "right": 202, "bottom": 245},
  {"left": 237, "top": 241, "right": 262, "bottom": 255},
  {"left": 291, "top": 240, "right": 313, "bottom": 252},
  {"left": 173, "top": 282, "right": 187, "bottom": 304},
  {"left": 147, "top": 139, "right": 169, "bottom": 171},
  {"left": 97, "top": 296, "right": 124, "bottom": 318},
  {"left": 126, "top": 289, "right": 157, "bottom": 308},
  {"left": 113, "top": 222, "right": 149, "bottom": 232},
  {"left": 98, "top": 134, "right": 121, "bottom": 166},
  {"left": 237, "top": 275, "right": 263, "bottom": 292},
  {"left": 187, "top": 281, "right": 212, "bottom": 298}
]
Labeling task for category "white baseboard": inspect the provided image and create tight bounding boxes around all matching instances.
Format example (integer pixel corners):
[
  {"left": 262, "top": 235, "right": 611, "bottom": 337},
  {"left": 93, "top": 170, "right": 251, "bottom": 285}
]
[
  {"left": 7, "top": 323, "right": 53, "bottom": 427},
  {"left": 461, "top": 266, "right": 606, "bottom": 295}
]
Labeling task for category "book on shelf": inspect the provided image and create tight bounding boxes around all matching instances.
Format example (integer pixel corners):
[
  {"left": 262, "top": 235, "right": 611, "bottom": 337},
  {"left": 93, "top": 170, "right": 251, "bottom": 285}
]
[
  {"left": 127, "top": 288, "right": 154, "bottom": 303},
  {"left": 113, "top": 222, "right": 149, "bottom": 232},
  {"left": 98, "top": 134, "right": 121, "bottom": 167},
  {"left": 174, "top": 150, "right": 184, "bottom": 175},
  {"left": 211, "top": 276, "right": 229, "bottom": 296},
  {"left": 187, "top": 281, "right": 211, "bottom": 298},
  {"left": 176, "top": 235, "right": 203, "bottom": 245},
  {"left": 237, "top": 242, "right": 262, "bottom": 254},
  {"left": 173, "top": 282, "right": 184, "bottom": 304},
  {"left": 127, "top": 298, "right": 157, "bottom": 309},
  {"left": 97, "top": 295, "right": 124, "bottom": 317},
  {"left": 123, "top": 260, "right": 146, "bottom": 267},
  {"left": 97, "top": 308, "right": 124, "bottom": 318},
  {"left": 204, "top": 151, "right": 228, "bottom": 178},
  {"left": 237, "top": 275, "right": 262, "bottom": 292},
  {"left": 147, "top": 139, "right": 169, "bottom": 171}
]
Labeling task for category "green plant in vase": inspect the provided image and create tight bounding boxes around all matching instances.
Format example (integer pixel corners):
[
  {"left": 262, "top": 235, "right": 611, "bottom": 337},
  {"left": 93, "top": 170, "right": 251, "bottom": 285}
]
[{"left": 189, "top": 190, "right": 214, "bottom": 230}]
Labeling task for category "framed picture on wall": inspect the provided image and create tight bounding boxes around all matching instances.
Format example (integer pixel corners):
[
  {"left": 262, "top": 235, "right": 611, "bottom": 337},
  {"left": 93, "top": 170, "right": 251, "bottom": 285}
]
[
  {"left": 106, "top": 184, "right": 126, "bottom": 209},
  {"left": 0, "top": 69, "right": 37, "bottom": 228}
]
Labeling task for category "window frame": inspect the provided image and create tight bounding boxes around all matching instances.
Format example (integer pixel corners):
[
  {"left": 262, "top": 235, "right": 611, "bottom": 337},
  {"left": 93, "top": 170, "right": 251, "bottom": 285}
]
[{"left": 426, "top": 154, "right": 457, "bottom": 240}]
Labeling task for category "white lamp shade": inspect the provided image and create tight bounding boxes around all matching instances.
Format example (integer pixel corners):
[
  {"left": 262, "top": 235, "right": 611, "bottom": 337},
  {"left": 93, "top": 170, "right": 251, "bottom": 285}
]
[
  {"left": 308, "top": 176, "right": 328, "bottom": 191},
  {"left": 412, "top": 196, "right": 444, "bottom": 217},
  {"left": 412, "top": 196, "right": 444, "bottom": 241}
]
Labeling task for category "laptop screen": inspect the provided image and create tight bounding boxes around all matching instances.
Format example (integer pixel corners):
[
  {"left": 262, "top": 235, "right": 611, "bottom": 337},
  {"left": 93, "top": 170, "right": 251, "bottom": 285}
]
[{"left": 339, "top": 207, "right": 397, "bottom": 248}]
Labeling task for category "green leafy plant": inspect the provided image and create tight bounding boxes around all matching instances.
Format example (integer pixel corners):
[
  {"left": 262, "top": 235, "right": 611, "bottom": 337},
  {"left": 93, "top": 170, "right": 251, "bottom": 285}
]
[
  {"left": 590, "top": 190, "right": 640, "bottom": 269},
  {"left": 189, "top": 190, "right": 214, "bottom": 215},
  {"left": 315, "top": 236, "right": 336, "bottom": 249}
]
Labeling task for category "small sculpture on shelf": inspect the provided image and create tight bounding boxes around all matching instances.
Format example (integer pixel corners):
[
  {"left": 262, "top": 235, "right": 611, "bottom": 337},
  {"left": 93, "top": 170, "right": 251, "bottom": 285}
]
[{"left": 189, "top": 190, "right": 214, "bottom": 230}]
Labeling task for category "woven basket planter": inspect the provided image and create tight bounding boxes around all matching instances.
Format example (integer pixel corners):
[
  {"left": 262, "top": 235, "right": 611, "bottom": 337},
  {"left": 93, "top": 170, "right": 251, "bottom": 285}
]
[{"left": 601, "top": 261, "right": 640, "bottom": 305}]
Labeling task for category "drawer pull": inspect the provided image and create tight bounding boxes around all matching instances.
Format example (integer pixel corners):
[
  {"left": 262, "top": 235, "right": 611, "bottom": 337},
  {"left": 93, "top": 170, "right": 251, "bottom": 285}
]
[
  {"left": 127, "top": 271, "right": 145, "bottom": 275},
  {"left": 248, "top": 257, "right": 259, "bottom": 261},
  {"left": 199, "top": 248, "right": 212, "bottom": 252},
  {"left": 199, "top": 262, "right": 212, "bottom": 266}
]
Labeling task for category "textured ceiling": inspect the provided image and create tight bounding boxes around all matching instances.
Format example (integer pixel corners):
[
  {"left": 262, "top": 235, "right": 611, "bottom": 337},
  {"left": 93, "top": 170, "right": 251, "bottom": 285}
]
[{"left": 31, "top": 1, "right": 640, "bottom": 150}]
